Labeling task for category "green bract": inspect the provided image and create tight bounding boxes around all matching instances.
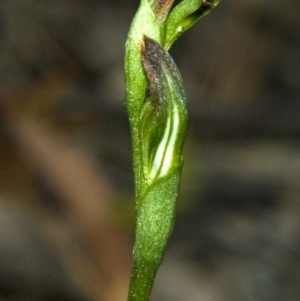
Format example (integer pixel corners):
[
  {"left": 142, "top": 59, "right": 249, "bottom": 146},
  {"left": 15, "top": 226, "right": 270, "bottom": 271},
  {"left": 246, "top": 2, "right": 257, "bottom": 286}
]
[{"left": 124, "top": 1, "right": 221, "bottom": 301}]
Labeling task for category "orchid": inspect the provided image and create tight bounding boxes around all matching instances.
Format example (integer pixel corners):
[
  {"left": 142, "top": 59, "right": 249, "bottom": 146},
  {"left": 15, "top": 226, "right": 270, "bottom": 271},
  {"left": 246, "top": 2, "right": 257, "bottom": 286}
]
[{"left": 124, "top": 1, "right": 221, "bottom": 300}]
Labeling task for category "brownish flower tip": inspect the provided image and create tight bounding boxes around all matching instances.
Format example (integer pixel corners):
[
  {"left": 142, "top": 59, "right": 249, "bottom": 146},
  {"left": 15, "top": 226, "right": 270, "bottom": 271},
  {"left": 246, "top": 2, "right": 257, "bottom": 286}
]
[
  {"left": 141, "top": 35, "right": 164, "bottom": 89},
  {"left": 149, "top": 0, "right": 175, "bottom": 22}
]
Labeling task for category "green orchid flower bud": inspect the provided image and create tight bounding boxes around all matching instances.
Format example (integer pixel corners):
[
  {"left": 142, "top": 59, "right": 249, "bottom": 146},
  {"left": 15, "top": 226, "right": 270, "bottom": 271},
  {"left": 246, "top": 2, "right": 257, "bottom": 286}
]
[
  {"left": 140, "top": 35, "right": 188, "bottom": 186},
  {"left": 164, "top": 0, "right": 221, "bottom": 49}
]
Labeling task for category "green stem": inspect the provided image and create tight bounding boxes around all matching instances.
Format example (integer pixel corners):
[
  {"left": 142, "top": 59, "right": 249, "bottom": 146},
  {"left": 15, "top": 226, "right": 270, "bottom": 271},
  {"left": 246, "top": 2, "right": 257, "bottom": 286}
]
[
  {"left": 127, "top": 170, "right": 181, "bottom": 301},
  {"left": 127, "top": 260, "right": 159, "bottom": 301}
]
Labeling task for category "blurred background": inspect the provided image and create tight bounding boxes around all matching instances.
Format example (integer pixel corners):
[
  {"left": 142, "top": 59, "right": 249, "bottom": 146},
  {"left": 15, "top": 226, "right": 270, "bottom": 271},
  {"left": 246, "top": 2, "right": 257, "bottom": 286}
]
[{"left": 0, "top": 0, "right": 300, "bottom": 301}]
